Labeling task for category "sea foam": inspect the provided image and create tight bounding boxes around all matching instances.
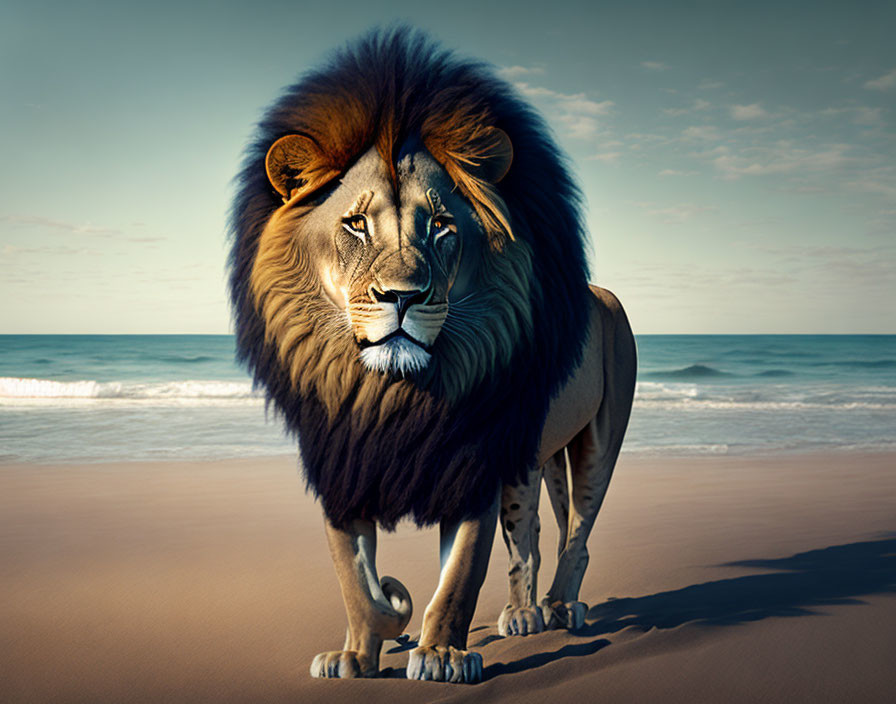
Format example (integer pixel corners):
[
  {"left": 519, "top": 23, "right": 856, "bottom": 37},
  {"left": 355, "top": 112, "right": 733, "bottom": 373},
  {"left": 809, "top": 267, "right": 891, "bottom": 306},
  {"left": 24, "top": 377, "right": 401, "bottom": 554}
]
[{"left": 0, "top": 377, "right": 262, "bottom": 406}]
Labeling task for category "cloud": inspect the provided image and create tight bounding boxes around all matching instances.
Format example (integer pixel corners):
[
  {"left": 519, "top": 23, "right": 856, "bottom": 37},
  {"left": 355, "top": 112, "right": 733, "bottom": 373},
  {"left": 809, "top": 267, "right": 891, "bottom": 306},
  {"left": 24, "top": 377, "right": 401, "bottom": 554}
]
[
  {"left": 514, "top": 82, "right": 613, "bottom": 140},
  {"left": 730, "top": 103, "right": 768, "bottom": 120},
  {"left": 820, "top": 106, "right": 885, "bottom": 126},
  {"left": 710, "top": 143, "right": 852, "bottom": 180},
  {"left": 682, "top": 125, "right": 722, "bottom": 141},
  {"left": 619, "top": 260, "right": 802, "bottom": 298},
  {"left": 514, "top": 85, "right": 613, "bottom": 117},
  {"left": 662, "top": 99, "right": 711, "bottom": 117},
  {"left": 864, "top": 68, "right": 896, "bottom": 91},
  {"left": 698, "top": 79, "right": 725, "bottom": 91},
  {"left": 558, "top": 115, "right": 601, "bottom": 140},
  {"left": 866, "top": 208, "right": 896, "bottom": 237},
  {"left": 0, "top": 243, "right": 97, "bottom": 258},
  {"left": 658, "top": 169, "right": 698, "bottom": 177},
  {"left": 848, "top": 178, "right": 896, "bottom": 200},
  {"left": 0, "top": 214, "right": 164, "bottom": 245},
  {"left": 588, "top": 151, "right": 622, "bottom": 163},
  {"left": 634, "top": 201, "right": 716, "bottom": 224},
  {"left": 496, "top": 65, "right": 545, "bottom": 80},
  {"left": 775, "top": 184, "right": 832, "bottom": 195},
  {"left": 757, "top": 244, "right": 896, "bottom": 287},
  {"left": 641, "top": 61, "right": 669, "bottom": 71},
  {"left": 624, "top": 132, "right": 672, "bottom": 149},
  {"left": 1, "top": 214, "right": 121, "bottom": 236}
]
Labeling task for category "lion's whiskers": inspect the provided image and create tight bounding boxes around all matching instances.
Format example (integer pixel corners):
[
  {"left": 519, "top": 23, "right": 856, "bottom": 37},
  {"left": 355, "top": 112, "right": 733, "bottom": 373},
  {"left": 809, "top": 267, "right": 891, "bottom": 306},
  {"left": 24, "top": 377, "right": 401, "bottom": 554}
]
[{"left": 442, "top": 312, "right": 488, "bottom": 343}]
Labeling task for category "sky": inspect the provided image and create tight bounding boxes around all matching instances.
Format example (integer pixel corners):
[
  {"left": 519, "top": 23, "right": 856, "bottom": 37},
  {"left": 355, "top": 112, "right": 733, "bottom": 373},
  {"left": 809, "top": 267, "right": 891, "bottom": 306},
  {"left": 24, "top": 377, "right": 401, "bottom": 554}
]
[{"left": 1, "top": 0, "right": 894, "bottom": 334}]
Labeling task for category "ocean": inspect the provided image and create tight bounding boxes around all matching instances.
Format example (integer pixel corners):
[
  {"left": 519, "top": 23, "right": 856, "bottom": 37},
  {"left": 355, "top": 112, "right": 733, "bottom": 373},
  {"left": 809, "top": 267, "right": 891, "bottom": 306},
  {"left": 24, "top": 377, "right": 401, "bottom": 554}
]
[{"left": 1, "top": 335, "right": 894, "bottom": 463}]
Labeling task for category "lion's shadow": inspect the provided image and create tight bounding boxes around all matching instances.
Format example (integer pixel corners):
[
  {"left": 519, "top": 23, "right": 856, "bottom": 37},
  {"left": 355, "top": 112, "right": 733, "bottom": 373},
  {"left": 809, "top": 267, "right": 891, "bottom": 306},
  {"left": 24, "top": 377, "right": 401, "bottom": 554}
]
[{"left": 476, "top": 536, "right": 896, "bottom": 681}]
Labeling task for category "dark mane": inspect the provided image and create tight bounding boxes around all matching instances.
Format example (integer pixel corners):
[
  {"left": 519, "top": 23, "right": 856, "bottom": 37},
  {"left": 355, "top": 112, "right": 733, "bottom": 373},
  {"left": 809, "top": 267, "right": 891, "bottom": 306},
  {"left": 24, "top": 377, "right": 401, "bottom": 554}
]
[{"left": 229, "top": 27, "right": 592, "bottom": 528}]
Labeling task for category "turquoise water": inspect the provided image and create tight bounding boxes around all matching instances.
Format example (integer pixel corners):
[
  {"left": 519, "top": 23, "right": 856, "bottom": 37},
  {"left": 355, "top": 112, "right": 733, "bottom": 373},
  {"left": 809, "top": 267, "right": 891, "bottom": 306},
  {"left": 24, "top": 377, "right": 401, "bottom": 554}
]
[
  {"left": 630, "top": 335, "right": 896, "bottom": 456},
  {"left": 0, "top": 335, "right": 245, "bottom": 383},
  {"left": 1, "top": 335, "right": 894, "bottom": 462}
]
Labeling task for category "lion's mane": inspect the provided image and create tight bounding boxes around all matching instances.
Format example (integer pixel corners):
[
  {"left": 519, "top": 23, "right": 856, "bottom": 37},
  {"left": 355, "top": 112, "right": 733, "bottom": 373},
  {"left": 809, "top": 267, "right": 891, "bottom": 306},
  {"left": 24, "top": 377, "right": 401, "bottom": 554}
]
[{"left": 229, "top": 28, "right": 591, "bottom": 528}]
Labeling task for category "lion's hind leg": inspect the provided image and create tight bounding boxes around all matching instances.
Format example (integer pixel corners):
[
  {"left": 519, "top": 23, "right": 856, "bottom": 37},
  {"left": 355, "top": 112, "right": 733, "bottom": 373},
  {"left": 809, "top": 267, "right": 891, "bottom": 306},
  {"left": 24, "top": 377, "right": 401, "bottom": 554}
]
[
  {"left": 497, "top": 463, "right": 547, "bottom": 636},
  {"left": 541, "top": 287, "right": 636, "bottom": 630},
  {"left": 543, "top": 449, "right": 571, "bottom": 559},
  {"left": 541, "top": 417, "right": 612, "bottom": 629},
  {"left": 542, "top": 448, "right": 588, "bottom": 627},
  {"left": 311, "top": 518, "right": 412, "bottom": 678},
  {"left": 542, "top": 383, "right": 633, "bottom": 628}
]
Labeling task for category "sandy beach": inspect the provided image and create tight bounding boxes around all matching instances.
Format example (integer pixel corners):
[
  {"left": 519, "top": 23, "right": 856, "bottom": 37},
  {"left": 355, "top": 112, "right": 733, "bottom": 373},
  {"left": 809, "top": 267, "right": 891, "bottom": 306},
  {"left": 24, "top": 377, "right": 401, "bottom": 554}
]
[{"left": 2, "top": 452, "right": 894, "bottom": 703}]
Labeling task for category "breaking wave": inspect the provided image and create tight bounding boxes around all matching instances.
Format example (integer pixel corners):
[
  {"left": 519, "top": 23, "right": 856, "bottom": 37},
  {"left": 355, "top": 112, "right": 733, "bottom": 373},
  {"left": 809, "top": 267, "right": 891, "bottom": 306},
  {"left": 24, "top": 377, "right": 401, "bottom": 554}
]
[
  {"left": 0, "top": 377, "right": 262, "bottom": 406},
  {"left": 634, "top": 381, "right": 896, "bottom": 410}
]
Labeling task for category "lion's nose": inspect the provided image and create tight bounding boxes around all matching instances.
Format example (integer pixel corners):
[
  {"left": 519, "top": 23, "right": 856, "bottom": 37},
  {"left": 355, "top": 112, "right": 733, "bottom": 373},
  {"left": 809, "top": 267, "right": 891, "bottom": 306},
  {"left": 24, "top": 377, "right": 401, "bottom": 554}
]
[{"left": 370, "top": 285, "right": 433, "bottom": 323}]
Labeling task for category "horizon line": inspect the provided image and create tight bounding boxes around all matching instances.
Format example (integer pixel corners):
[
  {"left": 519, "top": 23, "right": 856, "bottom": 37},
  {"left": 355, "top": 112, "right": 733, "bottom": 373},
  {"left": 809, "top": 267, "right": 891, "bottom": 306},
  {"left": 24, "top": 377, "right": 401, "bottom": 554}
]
[{"left": 2, "top": 332, "right": 895, "bottom": 337}]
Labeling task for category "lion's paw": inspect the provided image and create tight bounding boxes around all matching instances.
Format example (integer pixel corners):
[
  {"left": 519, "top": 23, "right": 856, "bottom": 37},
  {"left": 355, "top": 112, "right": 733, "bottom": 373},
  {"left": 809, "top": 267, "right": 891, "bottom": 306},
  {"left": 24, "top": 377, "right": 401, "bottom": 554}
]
[
  {"left": 406, "top": 645, "right": 482, "bottom": 683},
  {"left": 541, "top": 599, "right": 588, "bottom": 630},
  {"left": 310, "top": 650, "right": 376, "bottom": 679},
  {"left": 498, "top": 603, "right": 545, "bottom": 636}
]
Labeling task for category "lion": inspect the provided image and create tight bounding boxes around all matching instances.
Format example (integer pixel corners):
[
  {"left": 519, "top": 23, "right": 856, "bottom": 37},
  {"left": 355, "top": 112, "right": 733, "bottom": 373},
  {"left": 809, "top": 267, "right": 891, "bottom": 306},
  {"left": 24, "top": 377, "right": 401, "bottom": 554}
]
[{"left": 228, "top": 28, "right": 636, "bottom": 683}]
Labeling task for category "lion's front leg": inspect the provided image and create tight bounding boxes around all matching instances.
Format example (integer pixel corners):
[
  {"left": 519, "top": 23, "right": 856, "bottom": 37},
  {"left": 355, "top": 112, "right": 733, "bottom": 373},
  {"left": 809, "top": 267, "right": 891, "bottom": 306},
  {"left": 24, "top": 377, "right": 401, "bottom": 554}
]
[
  {"left": 407, "top": 494, "right": 499, "bottom": 683},
  {"left": 311, "top": 517, "right": 412, "bottom": 679}
]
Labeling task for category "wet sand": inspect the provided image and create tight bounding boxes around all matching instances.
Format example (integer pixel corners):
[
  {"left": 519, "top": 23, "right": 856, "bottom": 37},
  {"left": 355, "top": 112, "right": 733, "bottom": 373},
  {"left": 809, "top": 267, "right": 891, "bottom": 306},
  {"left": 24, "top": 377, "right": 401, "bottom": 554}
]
[{"left": 2, "top": 452, "right": 894, "bottom": 703}]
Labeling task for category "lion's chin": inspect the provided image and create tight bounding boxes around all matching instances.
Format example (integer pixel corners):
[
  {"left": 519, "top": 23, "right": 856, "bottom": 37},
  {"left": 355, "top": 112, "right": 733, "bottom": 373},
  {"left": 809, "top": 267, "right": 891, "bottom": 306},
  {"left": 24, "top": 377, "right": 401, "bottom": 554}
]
[{"left": 359, "top": 337, "right": 432, "bottom": 375}]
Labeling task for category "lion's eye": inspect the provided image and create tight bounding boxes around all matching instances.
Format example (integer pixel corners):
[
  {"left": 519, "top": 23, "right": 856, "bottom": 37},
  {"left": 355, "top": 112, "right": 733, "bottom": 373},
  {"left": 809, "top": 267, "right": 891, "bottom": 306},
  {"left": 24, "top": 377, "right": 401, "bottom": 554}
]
[
  {"left": 342, "top": 215, "right": 368, "bottom": 241},
  {"left": 430, "top": 215, "right": 454, "bottom": 239}
]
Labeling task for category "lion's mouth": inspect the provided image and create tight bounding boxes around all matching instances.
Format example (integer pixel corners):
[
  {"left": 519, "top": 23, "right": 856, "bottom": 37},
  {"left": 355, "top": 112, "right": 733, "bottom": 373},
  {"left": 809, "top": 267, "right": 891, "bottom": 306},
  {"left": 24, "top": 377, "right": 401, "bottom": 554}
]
[
  {"left": 359, "top": 328, "right": 432, "bottom": 352},
  {"left": 358, "top": 330, "right": 433, "bottom": 375},
  {"left": 351, "top": 303, "right": 446, "bottom": 374}
]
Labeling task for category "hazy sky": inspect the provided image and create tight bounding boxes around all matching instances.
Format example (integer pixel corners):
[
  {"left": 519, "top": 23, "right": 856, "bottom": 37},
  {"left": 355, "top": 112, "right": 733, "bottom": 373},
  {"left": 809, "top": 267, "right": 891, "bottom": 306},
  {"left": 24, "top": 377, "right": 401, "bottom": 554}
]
[{"left": 1, "top": 0, "right": 894, "bottom": 333}]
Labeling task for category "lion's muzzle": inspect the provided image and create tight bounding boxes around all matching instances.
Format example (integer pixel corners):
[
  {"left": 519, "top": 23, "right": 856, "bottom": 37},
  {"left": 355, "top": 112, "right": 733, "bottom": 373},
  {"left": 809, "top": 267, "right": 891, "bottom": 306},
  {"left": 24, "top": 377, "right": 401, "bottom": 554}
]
[{"left": 350, "top": 300, "right": 448, "bottom": 374}]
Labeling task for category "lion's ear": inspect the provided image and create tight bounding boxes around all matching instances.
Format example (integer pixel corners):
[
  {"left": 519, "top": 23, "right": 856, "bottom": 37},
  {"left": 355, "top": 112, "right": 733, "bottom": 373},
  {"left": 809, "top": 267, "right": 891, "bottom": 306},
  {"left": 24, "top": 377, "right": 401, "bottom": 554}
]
[
  {"left": 465, "top": 127, "right": 513, "bottom": 184},
  {"left": 265, "top": 134, "right": 324, "bottom": 199}
]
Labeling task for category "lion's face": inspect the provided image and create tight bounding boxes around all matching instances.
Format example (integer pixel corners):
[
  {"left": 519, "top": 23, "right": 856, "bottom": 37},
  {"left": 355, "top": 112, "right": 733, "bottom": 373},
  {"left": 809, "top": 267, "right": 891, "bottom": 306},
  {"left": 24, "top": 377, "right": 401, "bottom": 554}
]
[
  {"left": 301, "top": 145, "right": 483, "bottom": 375},
  {"left": 253, "top": 127, "right": 532, "bottom": 401}
]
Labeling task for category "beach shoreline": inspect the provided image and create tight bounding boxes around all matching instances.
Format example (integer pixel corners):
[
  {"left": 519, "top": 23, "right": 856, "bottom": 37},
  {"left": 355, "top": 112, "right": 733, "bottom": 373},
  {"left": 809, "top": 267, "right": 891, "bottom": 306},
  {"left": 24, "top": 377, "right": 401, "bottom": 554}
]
[{"left": 2, "top": 452, "right": 894, "bottom": 702}]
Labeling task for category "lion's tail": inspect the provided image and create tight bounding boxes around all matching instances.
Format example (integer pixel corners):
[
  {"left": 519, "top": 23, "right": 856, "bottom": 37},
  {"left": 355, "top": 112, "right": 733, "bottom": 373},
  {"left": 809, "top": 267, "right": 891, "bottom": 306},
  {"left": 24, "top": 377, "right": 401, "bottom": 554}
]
[{"left": 378, "top": 576, "right": 413, "bottom": 637}]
